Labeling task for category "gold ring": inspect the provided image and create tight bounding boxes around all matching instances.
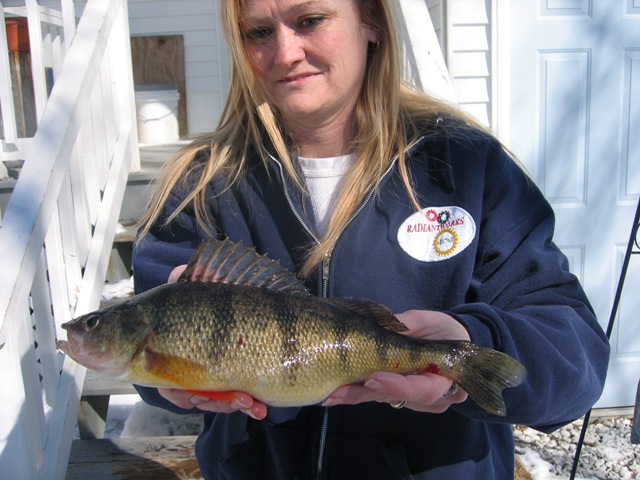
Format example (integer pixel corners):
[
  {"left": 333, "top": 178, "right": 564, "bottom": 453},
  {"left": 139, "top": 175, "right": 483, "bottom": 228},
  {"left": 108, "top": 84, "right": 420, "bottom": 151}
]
[
  {"left": 389, "top": 400, "right": 407, "bottom": 409},
  {"left": 442, "top": 384, "right": 459, "bottom": 398}
]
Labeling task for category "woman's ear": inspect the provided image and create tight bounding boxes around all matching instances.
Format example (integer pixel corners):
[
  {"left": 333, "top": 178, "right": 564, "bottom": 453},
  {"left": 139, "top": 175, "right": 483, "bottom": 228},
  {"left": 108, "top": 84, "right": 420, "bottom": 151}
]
[
  {"left": 366, "top": 28, "right": 381, "bottom": 44},
  {"left": 359, "top": 0, "right": 382, "bottom": 44}
]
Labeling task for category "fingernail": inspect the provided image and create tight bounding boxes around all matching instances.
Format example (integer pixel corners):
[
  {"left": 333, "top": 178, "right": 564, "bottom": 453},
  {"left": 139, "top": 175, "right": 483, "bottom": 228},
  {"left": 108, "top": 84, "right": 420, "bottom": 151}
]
[
  {"left": 321, "top": 398, "right": 335, "bottom": 407},
  {"left": 243, "top": 409, "right": 256, "bottom": 419},
  {"left": 234, "top": 399, "right": 251, "bottom": 410},
  {"left": 364, "top": 379, "right": 384, "bottom": 391},
  {"left": 442, "top": 384, "right": 459, "bottom": 398},
  {"left": 244, "top": 408, "right": 263, "bottom": 420}
]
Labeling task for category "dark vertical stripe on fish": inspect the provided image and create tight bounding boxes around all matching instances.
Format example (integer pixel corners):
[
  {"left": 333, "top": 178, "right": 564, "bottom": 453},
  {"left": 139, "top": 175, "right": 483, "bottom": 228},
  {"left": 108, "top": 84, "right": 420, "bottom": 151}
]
[
  {"left": 374, "top": 323, "right": 392, "bottom": 367},
  {"left": 203, "top": 283, "right": 238, "bottom": 363},
  {"left": 274, "top": 294, "right": 302, "bottom": 387},
  {"left": 333, "top": 314, "right": 351, "bottom": 369}
]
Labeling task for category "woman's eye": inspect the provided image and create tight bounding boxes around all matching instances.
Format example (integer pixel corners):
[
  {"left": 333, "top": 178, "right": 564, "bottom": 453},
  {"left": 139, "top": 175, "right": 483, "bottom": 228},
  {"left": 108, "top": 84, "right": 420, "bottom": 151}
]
[
  {"left": 244, "top": 26, "right": 272, "bottom": 43},
  {"left": 299, "top": 16, "right": 325, "bottom": 29}
]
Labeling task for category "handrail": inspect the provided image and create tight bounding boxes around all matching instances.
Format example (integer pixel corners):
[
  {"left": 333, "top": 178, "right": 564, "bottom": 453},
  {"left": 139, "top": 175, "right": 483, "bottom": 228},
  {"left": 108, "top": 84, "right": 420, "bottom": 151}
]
[{"left": 0, "top": 0, "right": 139, "bottom": 478}]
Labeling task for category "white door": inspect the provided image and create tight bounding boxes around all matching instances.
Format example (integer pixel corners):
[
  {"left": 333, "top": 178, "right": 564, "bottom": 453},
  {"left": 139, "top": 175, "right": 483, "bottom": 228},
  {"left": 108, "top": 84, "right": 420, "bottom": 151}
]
[{"left": 507, "top": 1, "right": 640, "bottom": 408}]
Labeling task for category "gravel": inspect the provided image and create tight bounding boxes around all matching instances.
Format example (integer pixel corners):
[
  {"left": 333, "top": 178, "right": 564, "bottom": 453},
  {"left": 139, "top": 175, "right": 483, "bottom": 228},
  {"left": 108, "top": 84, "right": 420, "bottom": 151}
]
[
  {"left": 101, "top": 396, "right": 639, "bottom": 479},
  {"left": 514, "top": 415, "right": 640, "bottom": 480}
]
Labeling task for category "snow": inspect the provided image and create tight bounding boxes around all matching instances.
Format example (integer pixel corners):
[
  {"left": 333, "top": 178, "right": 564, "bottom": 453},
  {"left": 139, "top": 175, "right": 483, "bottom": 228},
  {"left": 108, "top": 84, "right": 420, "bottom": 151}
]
[
  {"left": 102, "top": 277, "right": 134, "bottom": 301},
  {"left": 101, "top": 394, "right": 203, "bottom": 438},
  {"left": 518, "top": 448, "right": 562, "bottom": 480}
]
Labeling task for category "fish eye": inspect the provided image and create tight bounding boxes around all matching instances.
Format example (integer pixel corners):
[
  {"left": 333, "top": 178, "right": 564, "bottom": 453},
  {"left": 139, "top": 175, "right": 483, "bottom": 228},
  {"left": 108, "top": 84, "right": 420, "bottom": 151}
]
[{"left": 83, "top": 315, "right": 100, "bottom": 332}]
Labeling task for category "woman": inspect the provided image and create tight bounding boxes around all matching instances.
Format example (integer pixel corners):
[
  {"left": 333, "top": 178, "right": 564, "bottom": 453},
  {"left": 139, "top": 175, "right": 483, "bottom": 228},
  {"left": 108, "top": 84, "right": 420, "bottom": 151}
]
[{"left": 133, "top": 0, "right": 610, "bottom": 478}]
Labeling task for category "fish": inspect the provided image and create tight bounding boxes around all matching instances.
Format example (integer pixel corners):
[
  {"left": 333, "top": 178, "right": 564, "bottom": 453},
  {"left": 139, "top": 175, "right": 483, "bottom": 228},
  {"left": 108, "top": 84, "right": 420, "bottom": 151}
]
[{"left": 56, "top": 238, "right": 527, "bottom": 416}]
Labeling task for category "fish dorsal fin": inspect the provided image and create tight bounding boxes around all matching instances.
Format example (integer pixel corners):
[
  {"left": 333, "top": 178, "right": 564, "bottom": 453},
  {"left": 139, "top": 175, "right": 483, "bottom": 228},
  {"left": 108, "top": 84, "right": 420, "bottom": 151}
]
[
  {"left": 327, "top": 298, "right": 409, "bottom": 333},
  {"left": 178, "top": 238, "right": 310, "bottom": 295}
]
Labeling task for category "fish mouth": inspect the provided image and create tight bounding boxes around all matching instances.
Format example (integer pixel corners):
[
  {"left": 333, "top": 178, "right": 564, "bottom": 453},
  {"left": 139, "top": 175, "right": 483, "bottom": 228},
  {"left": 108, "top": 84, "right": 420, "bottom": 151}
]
[
  {"left": 56, "top": 338, "right": 83, "bottom": 365},
  {"left": 56, "top": 339, "right": 72, "bottom": 356}
]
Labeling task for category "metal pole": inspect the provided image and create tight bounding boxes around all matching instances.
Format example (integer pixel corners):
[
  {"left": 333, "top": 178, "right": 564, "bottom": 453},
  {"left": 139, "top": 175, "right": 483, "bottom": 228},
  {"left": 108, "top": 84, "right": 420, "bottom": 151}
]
[{"left": 569, "top": 197, "right": 640, "bottom": 479}]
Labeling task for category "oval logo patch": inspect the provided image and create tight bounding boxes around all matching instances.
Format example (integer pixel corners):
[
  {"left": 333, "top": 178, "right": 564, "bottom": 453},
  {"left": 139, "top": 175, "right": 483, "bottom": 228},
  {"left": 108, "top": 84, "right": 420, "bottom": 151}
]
[{"left": 397, "top": 206, "right": 476, "bottom": 262}]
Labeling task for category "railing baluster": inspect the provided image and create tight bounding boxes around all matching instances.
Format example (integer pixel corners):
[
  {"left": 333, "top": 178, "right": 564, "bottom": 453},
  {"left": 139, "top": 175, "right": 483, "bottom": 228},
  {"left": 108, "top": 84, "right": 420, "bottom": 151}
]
[
  {"left": 31, "top": 249, "right": 61, "bottom": 406},
  {"left": 25, "top": 0, "right": 48, "bottom": 123}
]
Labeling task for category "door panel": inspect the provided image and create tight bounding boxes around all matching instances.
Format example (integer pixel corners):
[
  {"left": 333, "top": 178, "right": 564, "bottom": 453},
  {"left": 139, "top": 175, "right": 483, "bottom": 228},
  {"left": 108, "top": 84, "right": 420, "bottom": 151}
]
[{"left": 509, "top": 1, "right": 640, "bottom": 407}]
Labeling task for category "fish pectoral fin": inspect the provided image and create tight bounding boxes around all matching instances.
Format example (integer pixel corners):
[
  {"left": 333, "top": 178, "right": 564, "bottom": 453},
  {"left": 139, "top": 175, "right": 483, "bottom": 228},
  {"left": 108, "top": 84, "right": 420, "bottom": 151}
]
[
  {"left": 143, "top": 348, "right": 209, "bottom": 387},
  {"left": 328, "top": 298, "right": 409, "bottom": 333},
  {"left": 144, "top": 350, "right": 237, "bottom": 401}
]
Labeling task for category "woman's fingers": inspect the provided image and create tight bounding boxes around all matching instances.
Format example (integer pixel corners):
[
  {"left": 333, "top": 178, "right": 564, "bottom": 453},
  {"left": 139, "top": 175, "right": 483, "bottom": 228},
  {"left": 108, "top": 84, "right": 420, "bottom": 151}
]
[
  {"left": 158, "top": 388, "right": 268, "bottom": 419},
  {"left": 324, "top": 371, "right": 468, "bottom": 413}
]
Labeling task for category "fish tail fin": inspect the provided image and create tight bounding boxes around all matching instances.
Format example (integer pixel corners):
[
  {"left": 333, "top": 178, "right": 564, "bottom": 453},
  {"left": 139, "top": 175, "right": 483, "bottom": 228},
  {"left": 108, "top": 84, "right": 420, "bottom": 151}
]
[{"left": 446, "top": 343, "right": 527, "bottom": 417}]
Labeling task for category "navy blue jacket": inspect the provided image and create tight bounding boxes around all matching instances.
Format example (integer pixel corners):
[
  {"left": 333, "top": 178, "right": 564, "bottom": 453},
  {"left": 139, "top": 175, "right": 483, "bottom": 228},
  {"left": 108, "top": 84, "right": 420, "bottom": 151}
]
[{"left": 132, "top": 121, "right": 609, "bottom": 479}]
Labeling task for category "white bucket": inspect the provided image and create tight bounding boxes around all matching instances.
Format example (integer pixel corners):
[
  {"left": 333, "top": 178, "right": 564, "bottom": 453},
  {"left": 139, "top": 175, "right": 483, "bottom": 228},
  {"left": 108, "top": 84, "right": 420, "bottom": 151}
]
[{"left": 135, "top": 84, "right": 180, "bottom": 144}]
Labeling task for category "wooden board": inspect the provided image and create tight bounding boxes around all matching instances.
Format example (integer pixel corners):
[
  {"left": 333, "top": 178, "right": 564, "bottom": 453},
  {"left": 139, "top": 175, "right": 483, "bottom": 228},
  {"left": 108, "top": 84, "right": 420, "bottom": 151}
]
[
  {"left": 83, "top": 370, "right": 137, "bottom": 396},
  {"left": 67, "top": 436, "right": 202, "bottom": 479},
  {"left": 130, "top": 35, "right": 188, "bottom": 138},
  {"left": 9, "top": 51, "right": 37, "bottom": 138}
]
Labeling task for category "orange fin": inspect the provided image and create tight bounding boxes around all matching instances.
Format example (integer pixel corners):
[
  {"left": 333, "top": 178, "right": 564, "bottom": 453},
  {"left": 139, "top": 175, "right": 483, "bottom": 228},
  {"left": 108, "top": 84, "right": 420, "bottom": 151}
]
[
  {"left": 178, "top": 238, "right": 309, "bottom": 295},
  {"left": 184, "top": 389, "right": 238, "bottom": 402},
  {"left": 144, "top": 348, "right": 209, "bottom": 387}
]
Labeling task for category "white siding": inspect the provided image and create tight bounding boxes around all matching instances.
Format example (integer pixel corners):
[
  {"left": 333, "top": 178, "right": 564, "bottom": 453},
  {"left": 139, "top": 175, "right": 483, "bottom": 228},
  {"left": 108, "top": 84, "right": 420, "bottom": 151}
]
[
  {"left": 127, "top": 0, "right": 229, "bottom": 135},
  {"left": 446, "top": 0, "right": 492, "bottom": 125}
]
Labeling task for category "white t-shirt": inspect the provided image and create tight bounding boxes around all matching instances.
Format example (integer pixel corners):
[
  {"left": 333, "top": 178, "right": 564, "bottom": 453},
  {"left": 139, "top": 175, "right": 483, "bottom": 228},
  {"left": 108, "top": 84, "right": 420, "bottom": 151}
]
[{"left": 298, "top": 153, "right": 356, "bottom": 237}]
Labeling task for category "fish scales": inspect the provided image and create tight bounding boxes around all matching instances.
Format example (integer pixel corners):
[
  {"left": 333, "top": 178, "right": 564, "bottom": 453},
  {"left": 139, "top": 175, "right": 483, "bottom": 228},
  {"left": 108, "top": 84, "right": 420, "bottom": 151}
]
[
  {"left": 57, "top": 238, "right": 527, "bottom": 416},
  {"left": 134, "top": 282, "right": 447, "bottom": 404}
]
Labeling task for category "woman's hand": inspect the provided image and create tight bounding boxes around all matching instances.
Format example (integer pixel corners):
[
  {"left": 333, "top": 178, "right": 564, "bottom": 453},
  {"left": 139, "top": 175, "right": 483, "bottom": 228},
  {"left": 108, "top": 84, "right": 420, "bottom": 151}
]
[
  {"left": 322, "top": 310, "right": 470, "bottom": 413},
  {"left": 158, "top": 388, "right": 268, "bottom": 420},
  {"left": 162, "top": 264, "right": 268, "bottom": 420},
  {"left": 168, "top": 264, "right": 188, "bottom": 283}
]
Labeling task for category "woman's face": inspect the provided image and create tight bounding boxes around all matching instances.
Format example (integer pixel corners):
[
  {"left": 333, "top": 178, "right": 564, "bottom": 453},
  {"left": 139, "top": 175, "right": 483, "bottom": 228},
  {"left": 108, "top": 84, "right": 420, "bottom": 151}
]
[{"left": 241, "top": 0, "right": 379, "bottom": 133}]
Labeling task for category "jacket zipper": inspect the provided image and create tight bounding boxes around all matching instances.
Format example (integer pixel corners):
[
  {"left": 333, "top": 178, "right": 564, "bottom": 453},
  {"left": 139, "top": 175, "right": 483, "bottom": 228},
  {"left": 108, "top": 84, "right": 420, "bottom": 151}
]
[
  {"left": 270, "top": 156, "right": 330, "bottom": 479},
  {"left": 316, "top": 407, "right": 330, "bottom": 479},
  {"left": 314, "top": 175, "right": 392, "bottom": 480},
  {"left": 269, "top": 142, "right": 420, "bottom": 479}
]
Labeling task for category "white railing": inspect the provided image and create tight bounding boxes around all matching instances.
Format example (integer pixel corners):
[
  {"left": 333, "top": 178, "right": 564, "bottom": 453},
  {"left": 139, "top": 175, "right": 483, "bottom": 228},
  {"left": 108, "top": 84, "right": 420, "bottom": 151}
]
[
  {"left": 394, "top": 0, "right": 455, "bottom": 102},
  {"left": 0, "top": 0, "right": 139, "bottom": 478}
]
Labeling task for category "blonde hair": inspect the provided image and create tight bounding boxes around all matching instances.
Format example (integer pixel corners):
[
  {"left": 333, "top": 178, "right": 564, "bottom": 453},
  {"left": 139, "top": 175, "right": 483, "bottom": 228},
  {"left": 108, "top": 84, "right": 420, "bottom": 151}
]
[{"left": 137, "top": 0, "right": 486, "bottom": 277}]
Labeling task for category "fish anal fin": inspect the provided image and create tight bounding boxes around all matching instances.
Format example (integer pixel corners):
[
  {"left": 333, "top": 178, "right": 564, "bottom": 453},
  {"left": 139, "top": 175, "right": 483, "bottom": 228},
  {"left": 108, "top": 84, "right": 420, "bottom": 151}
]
[
  {"left": 328, "top": 298, "right": 409, "bottom": 332},
  {"left": 184, "top": 389, "right": 237, "bottom": 402},
  {"left": 144, "top": 348, "right": 210, "bottom": 387},
  {"left": 178, "top": 238, "right": 309, "bottom": 295}
]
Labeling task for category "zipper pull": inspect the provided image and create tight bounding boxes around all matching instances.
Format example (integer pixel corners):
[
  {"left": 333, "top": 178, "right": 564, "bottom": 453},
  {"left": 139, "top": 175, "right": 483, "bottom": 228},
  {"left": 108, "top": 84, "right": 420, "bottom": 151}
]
[
  {"left": 321, "top": 254, "right": 331, "bottom": 297},
  {"left": 322, "top": 255, "right": 330, "bottom": 282}
]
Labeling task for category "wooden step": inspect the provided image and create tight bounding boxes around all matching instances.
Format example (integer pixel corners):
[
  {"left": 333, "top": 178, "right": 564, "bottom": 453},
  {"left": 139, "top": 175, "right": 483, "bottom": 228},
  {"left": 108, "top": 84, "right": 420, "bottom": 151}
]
[
  {"left": 78, "top": 371, "right": 138, "bottom": 440},
  {"left": 66, "top": 435, "right": 202, "bottom": 479}
]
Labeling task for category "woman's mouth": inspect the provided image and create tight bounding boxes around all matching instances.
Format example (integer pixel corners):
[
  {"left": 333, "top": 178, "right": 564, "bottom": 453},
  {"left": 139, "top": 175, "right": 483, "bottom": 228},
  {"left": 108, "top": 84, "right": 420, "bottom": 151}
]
[{"left": 280, "top": 72, "right": 318, "bottom": 84}]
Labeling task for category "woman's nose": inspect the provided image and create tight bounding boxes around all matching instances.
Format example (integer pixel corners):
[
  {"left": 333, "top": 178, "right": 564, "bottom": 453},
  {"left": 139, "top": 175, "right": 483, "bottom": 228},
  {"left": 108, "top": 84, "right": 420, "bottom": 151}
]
[{"left": 273, "top": 28, "right": 304, "bottom": 66}]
